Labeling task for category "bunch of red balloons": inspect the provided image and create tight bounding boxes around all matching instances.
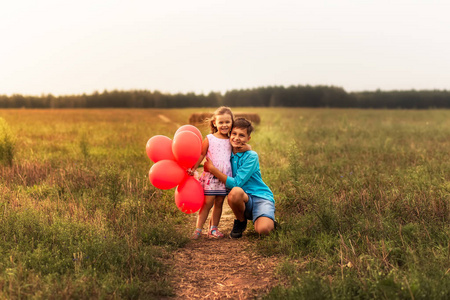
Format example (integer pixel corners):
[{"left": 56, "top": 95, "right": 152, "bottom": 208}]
[{"left": 146, "top": 125, "right": 205, "bottom": 214}]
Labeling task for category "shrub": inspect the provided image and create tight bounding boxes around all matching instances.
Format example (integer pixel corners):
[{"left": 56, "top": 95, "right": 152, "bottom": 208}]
[{"left": 0, "top": 118, "right": 15, "bottom": 166}]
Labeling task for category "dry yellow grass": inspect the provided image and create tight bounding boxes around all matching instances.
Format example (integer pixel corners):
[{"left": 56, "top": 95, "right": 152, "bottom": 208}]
[{"left": 189, "top": 112, "right": 261, "bottom": 125}]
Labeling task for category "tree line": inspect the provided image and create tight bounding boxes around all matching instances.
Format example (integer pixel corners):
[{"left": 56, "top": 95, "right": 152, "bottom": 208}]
[{"left": 1, "top": 86, "right": 449, "bottom": 109}]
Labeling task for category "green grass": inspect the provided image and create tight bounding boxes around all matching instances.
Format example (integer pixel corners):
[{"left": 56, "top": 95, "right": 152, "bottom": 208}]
[
  {"left": 1, "top": 108, "right": 449, "bottom": 299},
  {"left": 0, "top": 109, "right": 192, "bottom": 299},
  {"left": 248, "top": 109, "right": 450, "bottom": 300}
]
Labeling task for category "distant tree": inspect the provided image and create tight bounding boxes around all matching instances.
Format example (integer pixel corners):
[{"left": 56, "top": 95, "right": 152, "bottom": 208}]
[{"left": 1, "top": 87, "right": 450, "bottom": 109}]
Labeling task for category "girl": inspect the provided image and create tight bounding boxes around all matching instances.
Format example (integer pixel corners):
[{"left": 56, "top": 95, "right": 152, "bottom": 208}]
[{"left": 190, "top": 106, "right": 235, "bottom": 239}]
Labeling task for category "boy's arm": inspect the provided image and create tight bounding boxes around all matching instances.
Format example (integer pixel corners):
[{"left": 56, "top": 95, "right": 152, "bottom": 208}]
[
  {"left": 204, "top": 152, "right": 259, "bottom": 188},
  {"left": 204, "top": 157, "right": 228, "bottom": 183},
  {"left": 225, "top": 152, "right": 258, "bottom": 188}
]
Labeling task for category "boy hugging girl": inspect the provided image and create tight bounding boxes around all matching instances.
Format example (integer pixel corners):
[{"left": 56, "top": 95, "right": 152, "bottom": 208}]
[{"left": 190, "top": 107, "right": 275, "bottom": 239}]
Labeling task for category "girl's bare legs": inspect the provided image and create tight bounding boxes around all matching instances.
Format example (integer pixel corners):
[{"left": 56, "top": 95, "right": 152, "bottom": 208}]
[
  {"left": 210, "top": 196, "right": 225, "bottom": 227},
  {"left": 196, "top": 195, "right": 215, "bottom": 229}
]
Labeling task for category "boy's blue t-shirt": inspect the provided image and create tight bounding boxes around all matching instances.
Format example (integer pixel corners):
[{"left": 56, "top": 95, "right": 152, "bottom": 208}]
[{"left": 225, "top": 150, "right": 275, "bottom": 203}]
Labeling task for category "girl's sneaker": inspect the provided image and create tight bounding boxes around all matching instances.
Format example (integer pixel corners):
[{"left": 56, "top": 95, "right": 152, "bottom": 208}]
[
  {"left": 191, "top": 228, "right": 202, "bottom": 240},
  {"left": 208, "top": 226, "right": 224, "bottom": 239}
]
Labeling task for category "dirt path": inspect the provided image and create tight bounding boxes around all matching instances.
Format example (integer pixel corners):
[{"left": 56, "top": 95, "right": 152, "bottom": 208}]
[
  {"left": 158, "top": 114, "right": 181, "bottom": 128},
  {"left": 169, "top": 202, "right": 280, "bottom": 299},
  {"left": 158, "top": 113, "right": 280, "bottom": 299}
]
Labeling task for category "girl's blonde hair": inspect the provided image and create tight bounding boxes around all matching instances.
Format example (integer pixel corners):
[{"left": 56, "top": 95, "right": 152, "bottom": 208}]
[{"left": 206, "top": 106, "right": 235, "bottom": 134}]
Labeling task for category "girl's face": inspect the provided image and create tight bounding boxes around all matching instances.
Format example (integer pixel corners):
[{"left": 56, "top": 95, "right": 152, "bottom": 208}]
[{"left": 213, "top": 113, "right": 233, "bottom": 135}]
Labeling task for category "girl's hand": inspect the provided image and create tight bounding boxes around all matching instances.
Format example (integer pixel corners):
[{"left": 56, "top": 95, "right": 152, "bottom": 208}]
[
  {"left": 235, "top": 143, "right": 252, "bottom": 153},
  {"left": 187, "top": 168, "right": 195, "bottom": 176},
  {"left": 241, "top": 143, "right": 252, "bottom": 151}
]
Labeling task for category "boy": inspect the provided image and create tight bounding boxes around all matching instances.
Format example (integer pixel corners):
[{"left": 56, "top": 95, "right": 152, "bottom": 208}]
[{"left": 204, "top": 118, "right": 275, "bottom": 238}]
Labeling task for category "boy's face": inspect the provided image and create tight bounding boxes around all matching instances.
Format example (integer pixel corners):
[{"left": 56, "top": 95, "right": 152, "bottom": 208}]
[{"left": 230, "top": 127, "right": 251, "bottom": 149}]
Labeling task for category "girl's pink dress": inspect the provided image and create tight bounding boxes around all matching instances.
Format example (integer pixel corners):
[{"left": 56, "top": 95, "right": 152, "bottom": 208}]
[{"left": 199, "top": 134, "right": 232, "bottom": 196}]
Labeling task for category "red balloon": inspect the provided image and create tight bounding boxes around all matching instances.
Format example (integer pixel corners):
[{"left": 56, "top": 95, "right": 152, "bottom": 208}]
[
  {"left": 174, "top": 125, "right": 202, "bottom": 143},
  {"left": 146, "top": 135, "right": 176, "bottom": 163},
  {"left": 175, "top": 176, "right": 204, "bottom": 214},
  {"left": 149, "top": 160, "right": 186, "bottom": 190},
  {"left": 172, "top": 131, "right": 202, "bottom": 169}
]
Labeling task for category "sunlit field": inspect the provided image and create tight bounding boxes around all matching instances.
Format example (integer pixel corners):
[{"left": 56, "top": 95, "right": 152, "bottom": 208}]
[{"left": 1, "top": 108, "right": 449, "bottom": 299}]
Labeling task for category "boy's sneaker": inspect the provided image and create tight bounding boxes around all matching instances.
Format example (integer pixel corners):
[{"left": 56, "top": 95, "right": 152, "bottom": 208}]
[{"left": 229, "top": 219, "right": 247, "bottom": 239}]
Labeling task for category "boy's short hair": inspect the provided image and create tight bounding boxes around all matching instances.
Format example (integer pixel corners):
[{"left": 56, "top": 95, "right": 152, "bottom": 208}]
[{"left": 233, "top": 118, "right": 254, "bottom": 136}]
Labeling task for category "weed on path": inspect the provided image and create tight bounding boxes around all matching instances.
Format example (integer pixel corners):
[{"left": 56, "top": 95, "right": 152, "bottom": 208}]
[{"left": 169, "top": 203, "right": 280, "bottom": 300}]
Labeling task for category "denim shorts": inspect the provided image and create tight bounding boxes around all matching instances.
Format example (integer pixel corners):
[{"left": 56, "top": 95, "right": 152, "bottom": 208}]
[{"left": 244, "top": 195, "right": 275, "bottom": 223}]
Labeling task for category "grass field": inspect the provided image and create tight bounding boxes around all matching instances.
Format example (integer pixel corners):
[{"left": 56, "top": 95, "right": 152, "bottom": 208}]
[{"left": 1, "top": 108, "right": 449, "bottom": 299}]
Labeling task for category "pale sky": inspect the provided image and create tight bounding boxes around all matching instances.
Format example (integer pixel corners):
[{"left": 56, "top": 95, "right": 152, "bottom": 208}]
[{"left": 1, "top": 0, "right": 449, "bottom": 96}]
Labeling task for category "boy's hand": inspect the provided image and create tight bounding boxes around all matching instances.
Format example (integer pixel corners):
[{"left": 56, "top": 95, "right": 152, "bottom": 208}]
[
  {"left": 204, "top": 157, "right": 227, "bottom": 184},
  {"left": 203, "top": 157, "right": 213, "bottom": 172}
]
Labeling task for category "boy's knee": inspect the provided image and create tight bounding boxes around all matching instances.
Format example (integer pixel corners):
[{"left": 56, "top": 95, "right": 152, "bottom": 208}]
[
  {"left": 255, "top": 226, "right": 272, "bottom": 236},
  {"left": 228, "top": 187, "right": 246, "bottom": 203},
  {"left": 254, "top": 218, "right": 274, "bottom": 236}
]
